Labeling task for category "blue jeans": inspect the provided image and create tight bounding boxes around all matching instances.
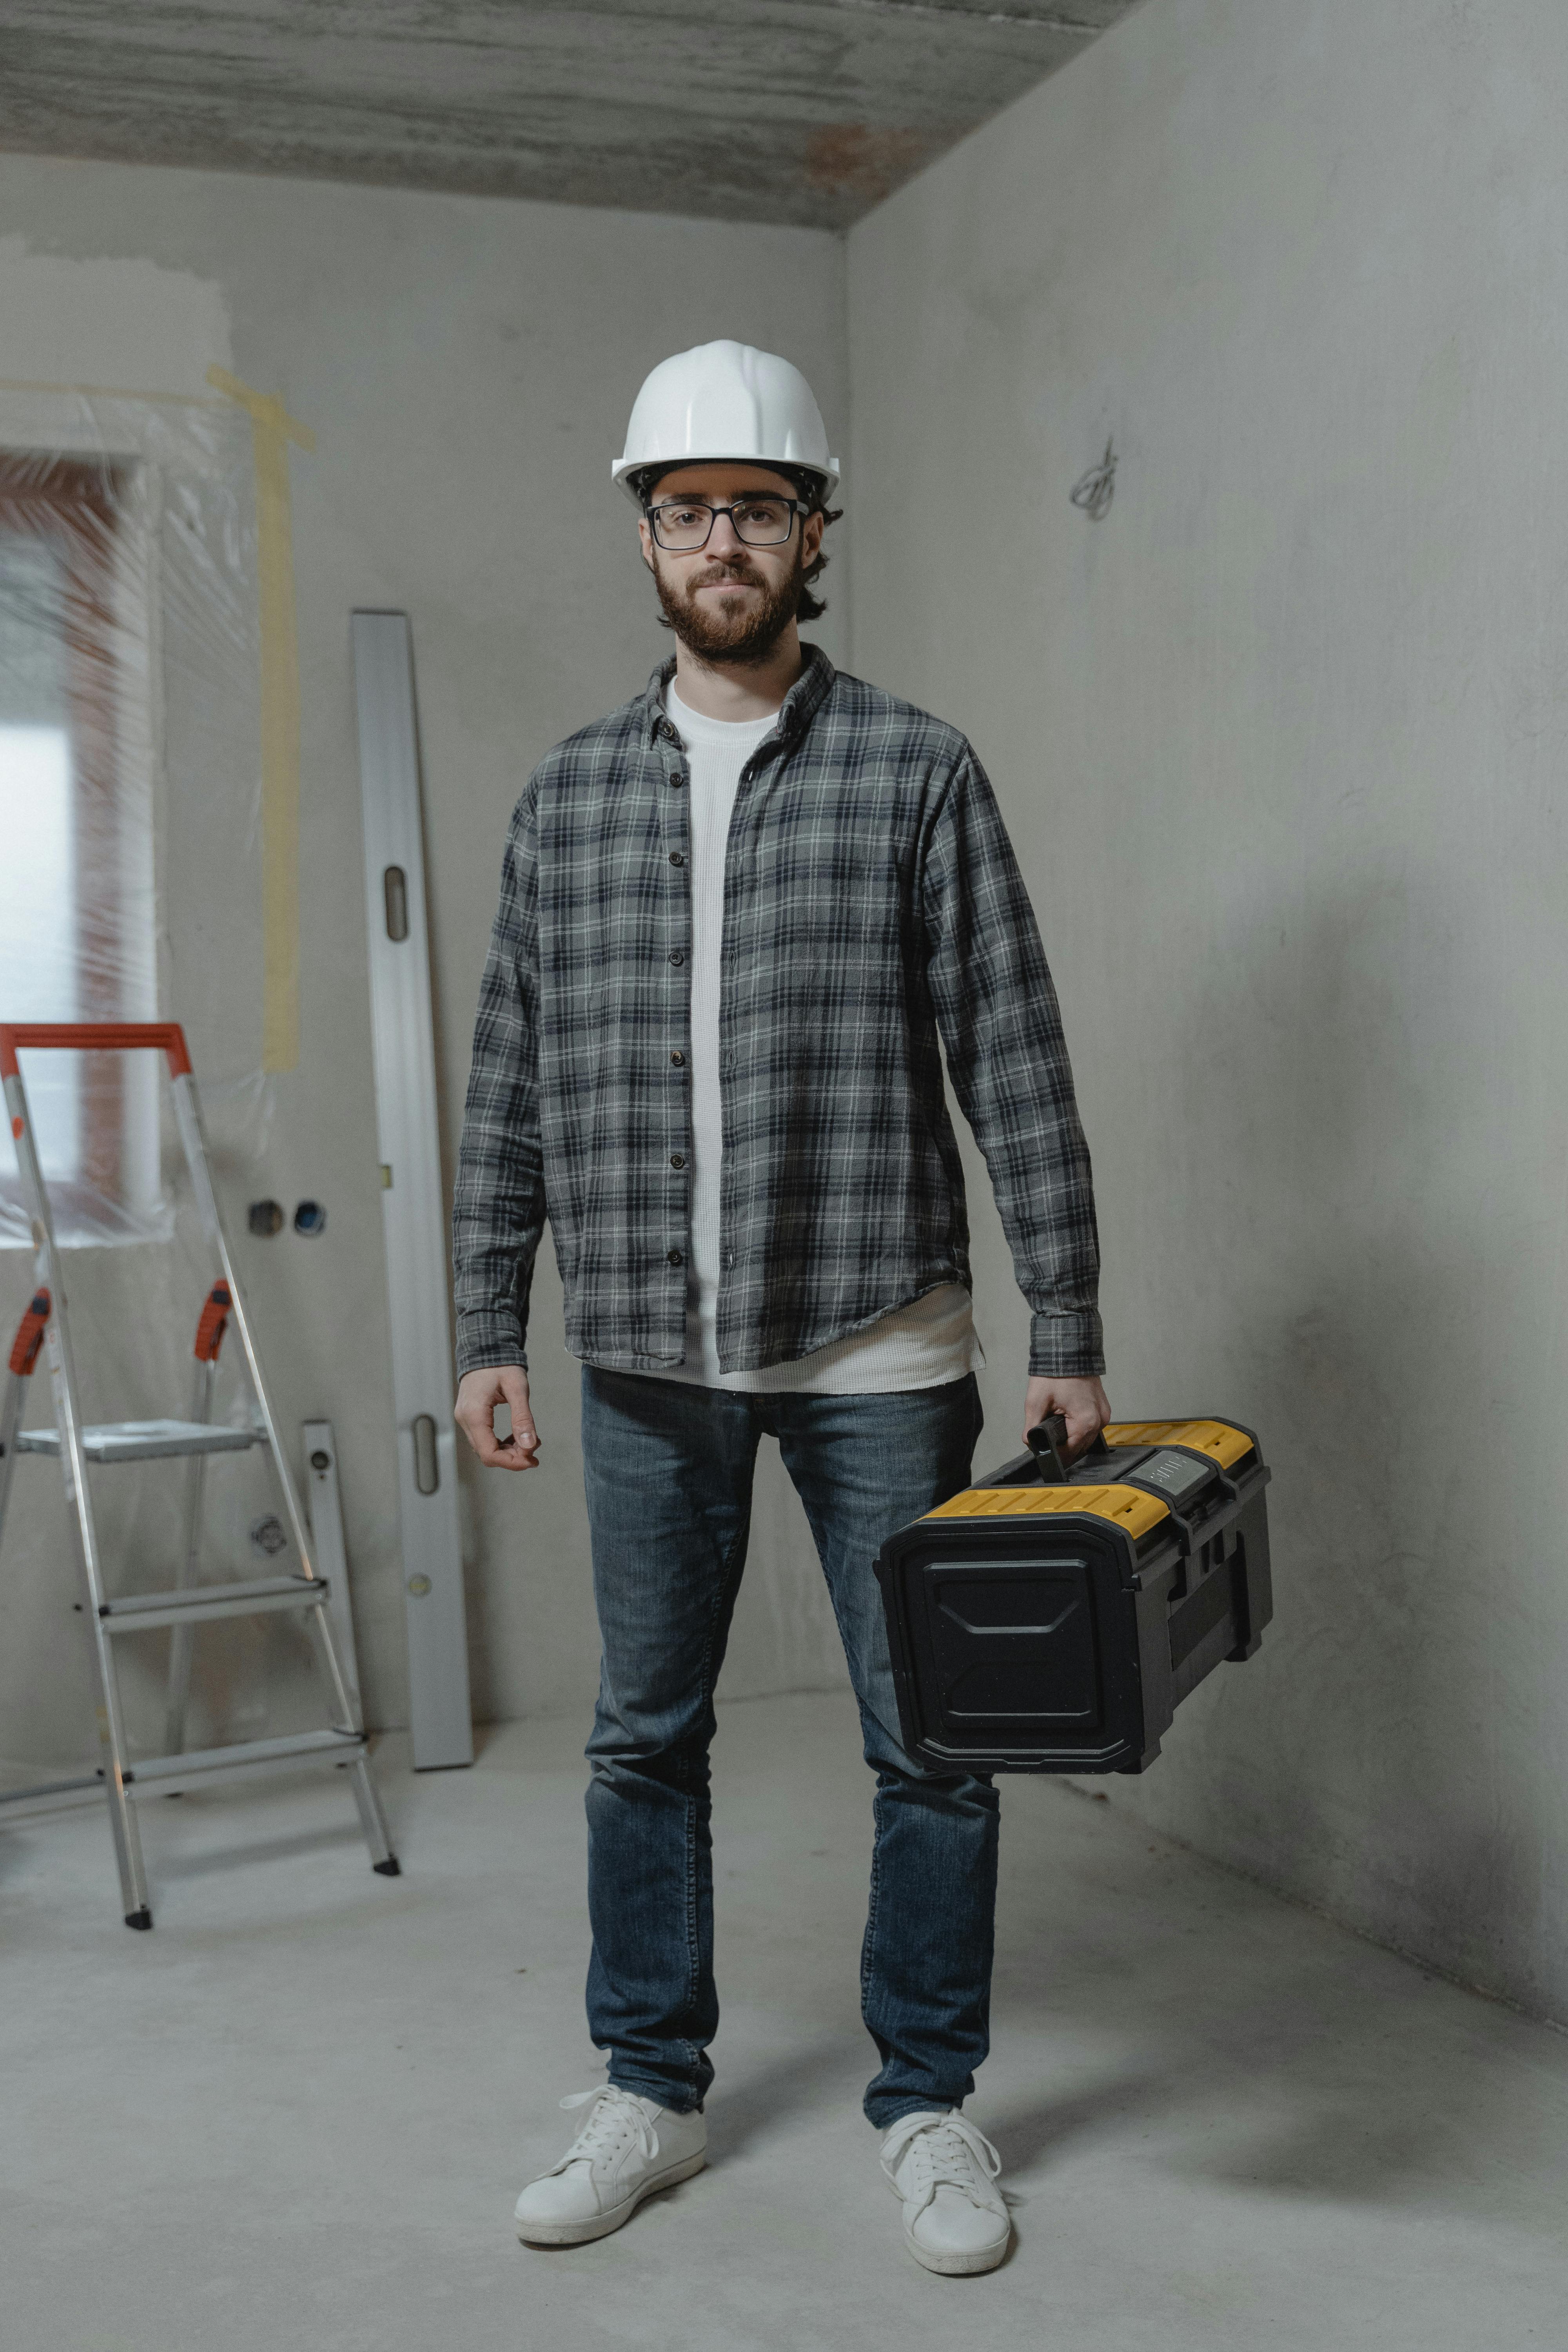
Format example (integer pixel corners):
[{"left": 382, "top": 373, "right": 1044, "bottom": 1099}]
[{"left": 579, "top": 1365, "right": 997, "bottom": 2130}]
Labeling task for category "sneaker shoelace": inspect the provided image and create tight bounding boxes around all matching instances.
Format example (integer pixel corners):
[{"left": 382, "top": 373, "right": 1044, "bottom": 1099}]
[
  {"left": 881, "top": 2112, "right": 1003, "bottom": 2213},
  {"left": 549, "top": 2085, "right": 660, "bottom": 2174}
]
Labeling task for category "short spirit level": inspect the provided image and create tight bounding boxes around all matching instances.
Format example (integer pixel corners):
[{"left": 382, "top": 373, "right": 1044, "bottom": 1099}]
[{"left": 875, "top": 1417, "right": 1272, "bottom": 1774}]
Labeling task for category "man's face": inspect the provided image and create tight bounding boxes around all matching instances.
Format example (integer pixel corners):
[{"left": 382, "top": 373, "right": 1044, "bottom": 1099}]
[{"left": 638, "top": 464, "right": 826, "bottom": 664}]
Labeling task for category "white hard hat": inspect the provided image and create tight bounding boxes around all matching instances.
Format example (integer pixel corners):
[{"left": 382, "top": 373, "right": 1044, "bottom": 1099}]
[{"left": 613, "top": 340, "right": 840, "bottom": 505}]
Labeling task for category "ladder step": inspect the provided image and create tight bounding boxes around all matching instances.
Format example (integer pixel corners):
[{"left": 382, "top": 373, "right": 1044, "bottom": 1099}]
[
  {"left": 124, "top": 1728, "right": 366, "bottom": 1790},
  {"left": 0, "top": 1770, "right": 104, "bottom": 1807},
  {"left": 19, "top": 1418, "right": 264, "bottom": 1464},
  {"left": 101, "top": 1575, "right": 328, "bottom": 1633}
]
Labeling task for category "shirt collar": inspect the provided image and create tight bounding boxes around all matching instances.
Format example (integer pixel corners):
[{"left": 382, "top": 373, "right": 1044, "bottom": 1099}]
[{"left": 641, "top": 643, "right": 837, "bottom": 750}]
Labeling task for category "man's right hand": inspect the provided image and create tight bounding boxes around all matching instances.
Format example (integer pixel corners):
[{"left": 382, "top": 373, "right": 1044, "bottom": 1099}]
[{"left": 454, "top": 1364, "right": 539, "bottom": 1471}]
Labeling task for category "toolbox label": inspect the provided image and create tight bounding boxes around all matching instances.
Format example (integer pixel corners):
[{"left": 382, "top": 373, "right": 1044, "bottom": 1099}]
[{"left": 1138, "top": 1450, "right": 1214, "bottom": 1501}]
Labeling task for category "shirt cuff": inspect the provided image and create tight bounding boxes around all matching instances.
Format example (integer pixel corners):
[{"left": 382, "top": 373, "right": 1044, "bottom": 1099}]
[
  {"left": 454, "top": 1310, "right": 528, "bottom": 1381},
  {"left": 1027, "top": 1309, "right": 1105, "bottom": 1381}
]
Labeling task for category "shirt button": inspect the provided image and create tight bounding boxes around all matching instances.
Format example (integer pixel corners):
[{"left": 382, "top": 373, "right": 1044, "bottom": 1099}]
[
  {"left": 667, "top": 1248, "right": 683, "bottom": 1266},
  {"left": 669, "top": 950, "right": 684, "bottom": 966},
  {"left": 670, "top": 1050, "right": 685, "bottom": 1066},
  {"left": 668, "top": 769, "right": 686, "bottom": 788},
  {"left": 669, "top": 851, "right": 684, "bottom": 867},
  {"left": 670, "top": 1153, "right": 686, "bottom": 1169}
]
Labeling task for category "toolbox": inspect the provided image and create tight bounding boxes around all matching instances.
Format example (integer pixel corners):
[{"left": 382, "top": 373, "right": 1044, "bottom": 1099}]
[{"left": 875, "top": 1416, "right": 1272, "bottom": 1774}]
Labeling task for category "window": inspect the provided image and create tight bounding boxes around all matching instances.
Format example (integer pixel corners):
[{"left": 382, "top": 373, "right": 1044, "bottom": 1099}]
[{"left": 0, "top": 455, "right": 160, "bottom": 1243}]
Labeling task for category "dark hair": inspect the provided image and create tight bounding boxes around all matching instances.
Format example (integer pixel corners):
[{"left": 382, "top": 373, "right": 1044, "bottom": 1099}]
[
  {"left": 797, "top": 495, "right": 844, "bottom": 623},
  {"left": 636, "top": 466, "right": 844, "bottom": 621}
]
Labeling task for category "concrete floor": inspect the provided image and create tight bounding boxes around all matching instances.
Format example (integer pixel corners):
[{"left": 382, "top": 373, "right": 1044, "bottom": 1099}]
[{"left": 5, "top": 1693, "right": 1567, "bottom": 2352}]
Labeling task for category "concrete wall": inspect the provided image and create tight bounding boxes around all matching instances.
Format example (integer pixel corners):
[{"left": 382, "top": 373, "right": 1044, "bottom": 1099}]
[
  {"left": 847, "top": 0, "right": 1568, "bottom": 2016},
  {"left": 0, "top": 154, "right": 850, "bottom": 1771},
  {"left": 14, "top": 0, "right": 1566, "bottom": 2030}
]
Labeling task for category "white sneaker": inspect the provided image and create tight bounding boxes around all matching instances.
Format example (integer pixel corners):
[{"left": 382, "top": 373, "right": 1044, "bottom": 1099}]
[
  {"left": 880, "top": 2109, "right": 1011, "bottom": 2276},
  {"left": 514, "top": 2084, "right": 707, "bottom": 2247}
]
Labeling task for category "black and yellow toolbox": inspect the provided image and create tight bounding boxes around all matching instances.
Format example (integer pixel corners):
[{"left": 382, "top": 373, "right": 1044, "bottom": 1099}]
[{"left": 875, "top": 1416, "right": 1272, "bottom": 1775}]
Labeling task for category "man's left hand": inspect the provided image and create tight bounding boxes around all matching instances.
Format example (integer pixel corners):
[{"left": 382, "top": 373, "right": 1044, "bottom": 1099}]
[{"left": 1023, "top": 1374, "right": 1111, "bottom": 1461}]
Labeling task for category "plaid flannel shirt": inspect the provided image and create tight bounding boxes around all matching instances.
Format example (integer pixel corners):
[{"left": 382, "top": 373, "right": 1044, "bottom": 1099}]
[{"left": 452, "top": 647, "right": 1102, "bottom": 1382}]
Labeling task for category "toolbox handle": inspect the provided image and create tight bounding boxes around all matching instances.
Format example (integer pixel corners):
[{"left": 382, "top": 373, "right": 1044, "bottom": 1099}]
[
  {"left": 1026, "top": 1414, "right": 1111, "bottom": 1484},
  {"left": 1026, "top": 1416, "right": 1070, "bottom": 1482}
]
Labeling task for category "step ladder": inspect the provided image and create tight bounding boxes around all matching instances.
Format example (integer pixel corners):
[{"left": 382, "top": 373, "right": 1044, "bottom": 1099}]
[{"left": 0, "top": 1022, "right": 399, "bottom": 1928}]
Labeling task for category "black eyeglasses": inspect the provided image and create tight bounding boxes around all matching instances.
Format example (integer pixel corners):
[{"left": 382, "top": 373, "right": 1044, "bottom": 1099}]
[{"left": 645, "top": 494, "right": 812, "bottom": 551}]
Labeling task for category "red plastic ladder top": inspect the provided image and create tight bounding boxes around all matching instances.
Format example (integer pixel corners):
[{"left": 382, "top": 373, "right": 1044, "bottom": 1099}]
[
  {"left": 8, "top": 1288, "right": 50, "bottom": 1376},
  {"left": 192, "top": 1282, "right": 232, "bottom": 1364},
  {"left": 0, "top": 1024, "right": 193, "bottom": 1082}
]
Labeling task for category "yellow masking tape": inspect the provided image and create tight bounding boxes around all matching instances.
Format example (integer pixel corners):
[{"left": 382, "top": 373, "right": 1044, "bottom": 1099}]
[
  {"left": 0, "top": 377, "right": 222, "bottom": 404},
  {"left": 208, "top": 365, "right": 316, "bottom": 1075}
]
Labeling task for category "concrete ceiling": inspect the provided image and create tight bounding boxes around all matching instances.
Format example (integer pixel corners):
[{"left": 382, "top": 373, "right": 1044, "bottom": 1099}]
[{"left": 0, "top": 2, "right": 1138, "bottom": 231}]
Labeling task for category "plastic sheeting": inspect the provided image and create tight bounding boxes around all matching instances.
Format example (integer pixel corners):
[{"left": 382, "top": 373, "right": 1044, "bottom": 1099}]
[
  {"left": 0, "top": 383, "right": 275, "bottom": 1244},
  {"left": 0, "top": 385, "right": 315, "bottom": 1777}
]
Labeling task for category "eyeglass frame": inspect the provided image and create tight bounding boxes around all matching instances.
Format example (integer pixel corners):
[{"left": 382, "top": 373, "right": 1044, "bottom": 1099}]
[{"left": 642, "top": 492, "right": 816, "bottom": 552}]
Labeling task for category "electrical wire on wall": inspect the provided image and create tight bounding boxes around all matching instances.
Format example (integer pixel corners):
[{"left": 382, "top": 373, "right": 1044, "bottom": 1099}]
[{"left": 1070, "top": 438, "right": 1117, "bottom": 520}]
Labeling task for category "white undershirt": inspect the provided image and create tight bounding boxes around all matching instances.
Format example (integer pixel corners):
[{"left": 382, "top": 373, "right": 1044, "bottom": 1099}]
[{"left": 630, "top": 680, "right": 983, "bottom": 1394}]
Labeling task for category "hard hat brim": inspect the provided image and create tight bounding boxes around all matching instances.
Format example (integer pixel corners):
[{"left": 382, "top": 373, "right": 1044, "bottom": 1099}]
[{"left": 612, "top": 454, "right": 841, "bottom": 506}]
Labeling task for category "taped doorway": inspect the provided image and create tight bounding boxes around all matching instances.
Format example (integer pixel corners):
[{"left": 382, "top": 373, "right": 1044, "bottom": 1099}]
[{"left": 0, "top": 383, "right": 318, "bottom": 1788}]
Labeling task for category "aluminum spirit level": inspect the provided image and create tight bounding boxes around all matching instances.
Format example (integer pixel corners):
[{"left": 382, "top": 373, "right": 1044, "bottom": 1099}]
[
  {"left": 875, "top": 1416, "right": 1272, "bottom": 1774},
  {"left": 353, "top": 610, "right": 473, "bottom": 1771}
]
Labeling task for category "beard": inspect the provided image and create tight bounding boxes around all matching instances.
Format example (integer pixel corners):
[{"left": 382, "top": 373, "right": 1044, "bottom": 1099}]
[{"left": 652, "top": 541, "right": 806, "bottom": 664}]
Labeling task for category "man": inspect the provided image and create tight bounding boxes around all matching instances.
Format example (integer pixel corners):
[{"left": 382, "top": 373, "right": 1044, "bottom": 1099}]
[{"left": 453, "top": 339, "right": 1108, "bottom": 2276}]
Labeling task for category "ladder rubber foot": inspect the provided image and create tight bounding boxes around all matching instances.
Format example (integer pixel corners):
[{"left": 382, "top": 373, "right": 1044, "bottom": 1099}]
[
  {"left": 373, "top": 1857, "right": 401, "bottom": 1877},
  {"left": 123, "top": 1907, "right": 153, "bottom": 1931}
]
